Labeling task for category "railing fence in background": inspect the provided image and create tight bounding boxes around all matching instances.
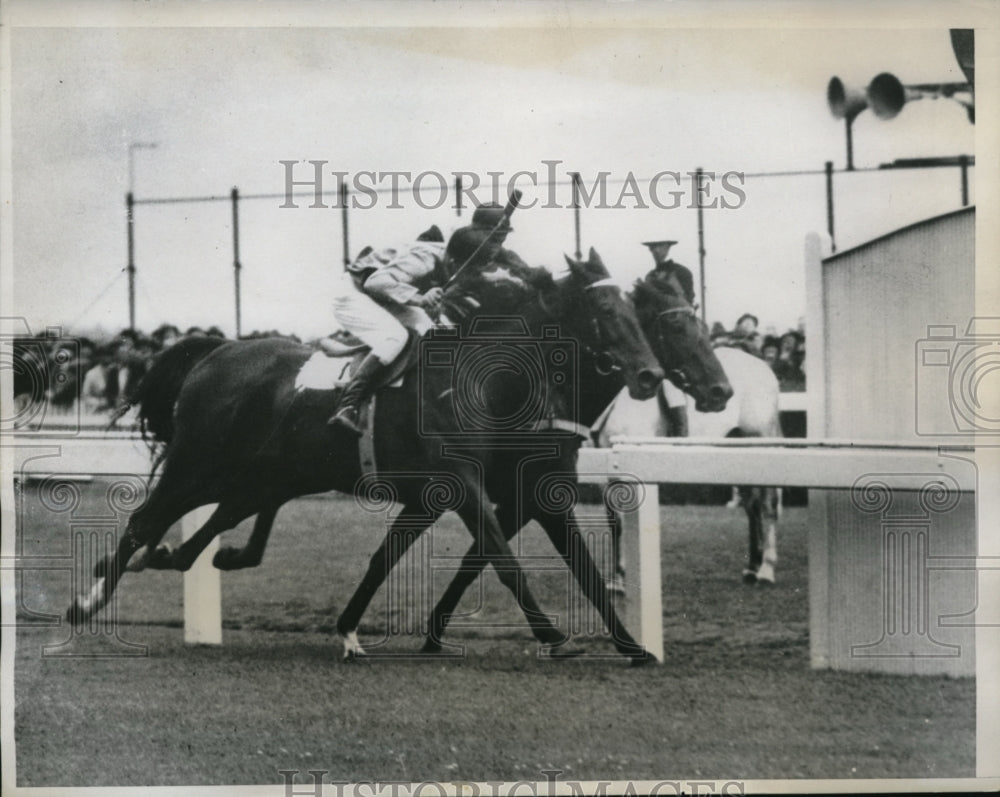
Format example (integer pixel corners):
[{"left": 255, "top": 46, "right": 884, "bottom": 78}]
[{"left": 121, "top": 158, "right": 973, "bottom": 335}]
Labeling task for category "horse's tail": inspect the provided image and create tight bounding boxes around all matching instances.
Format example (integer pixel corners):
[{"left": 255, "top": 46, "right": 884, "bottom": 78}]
[{"left": 110, "top": 337, "right": 228, "bottom": 446}]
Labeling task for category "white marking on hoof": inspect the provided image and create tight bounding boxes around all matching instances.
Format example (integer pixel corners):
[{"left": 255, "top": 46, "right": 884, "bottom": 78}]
[
  {"left": 79, "top": 577, "right": 106, "bottom": 615},
  {"left": 340, "top": 631, "right": 366, "bottom": 660},
  {"left": 756, "top": 563, "right": 775, "bottom": 584},
  {"left": 126, "top": 547, "right": 150, "bottom": 572}
]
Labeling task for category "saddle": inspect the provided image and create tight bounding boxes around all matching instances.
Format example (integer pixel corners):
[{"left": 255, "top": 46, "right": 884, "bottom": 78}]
[
  {"left": 317, "top": 333, "right": 368, "bottom": 357},
  {"left": 295, "top": 328, "right": 422, "bottom": 393}
]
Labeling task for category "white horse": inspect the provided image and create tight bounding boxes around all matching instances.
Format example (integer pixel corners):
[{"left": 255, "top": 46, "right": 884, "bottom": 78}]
[{"left": 595, "top": 345, "right": 783, "bottom": 585}]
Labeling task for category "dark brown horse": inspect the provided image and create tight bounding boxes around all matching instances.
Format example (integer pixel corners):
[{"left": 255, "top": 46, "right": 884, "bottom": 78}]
[
  {"left": 418, "top": 262, "right": 733, "bottom": 653},
  {"left": 68, "top": 250, "right": 671, "bottom": 662}
]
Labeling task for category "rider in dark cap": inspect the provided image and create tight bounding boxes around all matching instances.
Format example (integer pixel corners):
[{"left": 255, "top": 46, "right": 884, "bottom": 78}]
[{"left": 444, "top": 202, "right": 532, "bottom": 289}]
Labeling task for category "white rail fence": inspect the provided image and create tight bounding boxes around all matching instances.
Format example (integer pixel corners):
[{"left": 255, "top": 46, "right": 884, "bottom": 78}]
[{"left": 11, "top": 432, "right": 974, "bottom": 663}]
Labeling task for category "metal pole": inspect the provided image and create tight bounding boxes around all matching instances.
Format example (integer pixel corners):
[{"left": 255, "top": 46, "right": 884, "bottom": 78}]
[
  {"left": 455, "top": 174, "right": 463, "bottom": 217},
  {"left": 126, "top": 192, "right": 136, "bottom": 331},
  {"left": 340, "top": 181, "right": 350, "bottom": 270},
  {"left": 825, "top": 161, "right": 836, "bottom": 253},
  {"left": 845, "top": 118, "right": 855, "bottom": 172},
  {"left": 571, "top": 172, "right": 582, "bottom": 260},
  {"left": 695, "top": 167, "right": 706, "bottom": 323},
  {"left": 231, "top": 187, "right": 242, "bottom": 338},
  {"left": 959, "top": 155, "right": 970, "bottom": 206}
]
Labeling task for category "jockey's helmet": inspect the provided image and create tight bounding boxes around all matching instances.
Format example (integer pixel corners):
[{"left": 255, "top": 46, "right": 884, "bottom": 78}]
[
  {"left": 471, "top": 202, "right": 513, "bottom": 233},
  {"left": 445, "top": 225, "right": 501, "bottom": 272}
]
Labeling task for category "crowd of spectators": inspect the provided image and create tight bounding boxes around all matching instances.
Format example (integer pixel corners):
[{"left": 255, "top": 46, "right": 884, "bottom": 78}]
[
  {"left": 709, "top": 313, "right": 806, "bottom": 392},
  {"left": 13, "top": 311, "right": 805, "bottom": 424},
  {"left": 10, "top": 324, "right": 302, "bottom": 419}
]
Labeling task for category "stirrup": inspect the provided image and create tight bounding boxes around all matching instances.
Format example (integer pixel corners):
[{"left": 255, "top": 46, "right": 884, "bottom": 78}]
[{"left": 329, "top": 406, "right": 363, "bottom": 435}]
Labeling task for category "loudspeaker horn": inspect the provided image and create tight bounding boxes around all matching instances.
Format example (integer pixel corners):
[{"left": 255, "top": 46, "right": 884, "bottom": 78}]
[
  {"left": 827, "top": 76, "right": 868, "bottom": 121},
  {"left": 867, "top": 72, "right": 974, "bottom": 122}
]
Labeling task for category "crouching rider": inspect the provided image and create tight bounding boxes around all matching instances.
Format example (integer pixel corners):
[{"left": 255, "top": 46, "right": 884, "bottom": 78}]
[
  {"left": 328, "top": 197, "right": 525, "bottom": 434},
  {"left": 328, "top": 225, "right": 449, "bottom": 434}
]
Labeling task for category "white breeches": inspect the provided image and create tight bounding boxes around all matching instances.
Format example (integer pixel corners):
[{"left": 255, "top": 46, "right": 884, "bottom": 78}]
[{"left": 333, "top": 275, "right": 433, "bottom": 362}]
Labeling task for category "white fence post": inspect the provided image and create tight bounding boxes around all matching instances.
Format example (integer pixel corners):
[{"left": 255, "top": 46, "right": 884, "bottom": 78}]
[
  {"left": 621, "top": 482, "right": 664, "bottom": 663},
  {"left": 181, "top": 504, "right": 222, "bottom": 645}
]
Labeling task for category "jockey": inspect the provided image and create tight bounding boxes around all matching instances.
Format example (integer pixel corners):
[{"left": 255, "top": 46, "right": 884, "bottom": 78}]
[
  {"left": 328, "top": 201, "right": 528, "bottom": 434},
  {"left": 328, "top": 225, "right": 448, "bottom": 433},
  {"left": 466, "top": 201, "right": 532, "bottom": 273}
]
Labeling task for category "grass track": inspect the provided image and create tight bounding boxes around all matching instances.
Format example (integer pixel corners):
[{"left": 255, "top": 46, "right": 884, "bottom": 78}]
[{"left": 14, "top": 483, "right": 974, "bottom": 786}]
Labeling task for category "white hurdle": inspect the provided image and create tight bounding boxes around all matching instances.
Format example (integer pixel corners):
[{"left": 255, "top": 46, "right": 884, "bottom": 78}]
[
  {"left": 181, "top": 505, "right": 222, "bottom": 645},
  {"left": 577, "top": 439, "right": 976, "bottom": 664}
]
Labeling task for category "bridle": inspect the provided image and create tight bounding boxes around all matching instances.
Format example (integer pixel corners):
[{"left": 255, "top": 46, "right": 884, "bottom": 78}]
[
  {"left": 583, "top": 278, "right": 626, "bottom": 376},
  {"left": 652, "top": 303, "right": 698, "bottom": 393}
]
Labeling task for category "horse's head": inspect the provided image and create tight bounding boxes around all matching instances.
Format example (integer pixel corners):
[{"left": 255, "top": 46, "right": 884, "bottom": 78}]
[
  {"left": 632, "top": 264, "right": 733, "bottom": 413},
  {"left": 554, "top": 248, "right": 664, "bottom": 401},
  {"left": 441, "top": 249, "right": 664, "bottom": 403}
]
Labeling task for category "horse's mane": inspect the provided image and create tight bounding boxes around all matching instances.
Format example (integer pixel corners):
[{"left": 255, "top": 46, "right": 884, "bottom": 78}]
[{"left": 444, "top": 264, "right": 560, "bottom": 326}]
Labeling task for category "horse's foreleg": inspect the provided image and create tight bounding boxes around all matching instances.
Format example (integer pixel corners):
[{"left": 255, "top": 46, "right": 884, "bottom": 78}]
[
  {"left": 422, "top": 500, "right": 523, "bottom": 654},
  {"left": 451, "top": 491, "right": 565, "bottom": 650},
  {"left": 537, "top": 510, "right": 650, "bottom": 664},
  {"left": 336, "top": 504, "right": 440, "bottom": 659},
  {"left": 212, "top": 503, "right": 280, "bottom": 570}
]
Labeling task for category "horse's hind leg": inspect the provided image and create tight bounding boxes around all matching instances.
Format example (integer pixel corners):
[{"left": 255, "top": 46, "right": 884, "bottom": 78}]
[
  {"left": 141, "top": 496, "right": 263, "bottom": 572},
  {"left": 756, "top": 487, "right": 779, "bottom": 585},
  {"left": 69, "top": 483, "right": 213, "bottom": 625},
  {"left": 70, "top": 450, "right": 219, "bottom": 624},
  {"left": 212, "top": 502, "right": 281, "bottom": 571},
  {"left": 741, "top": 486, "right": 764, "bottom": 584}
]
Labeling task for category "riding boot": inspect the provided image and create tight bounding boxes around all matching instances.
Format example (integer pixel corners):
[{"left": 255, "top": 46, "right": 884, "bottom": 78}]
[
  {"left": 666, "top": 405, "right": 689, "bottom": 438},
  {"left": 328, "top": 352, "right": 389, "bottom": 435}
]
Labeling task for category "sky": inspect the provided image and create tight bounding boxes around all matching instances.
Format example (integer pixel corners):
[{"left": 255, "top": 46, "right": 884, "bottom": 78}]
[{"left": 5, "top": 13, "right": 979, "bottom": 341}]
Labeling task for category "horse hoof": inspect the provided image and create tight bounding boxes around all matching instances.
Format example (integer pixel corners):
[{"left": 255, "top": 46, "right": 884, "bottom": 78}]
[
  {"left": 212, "top": 547, "right": 239, "bottom": 571},
  {"left": 65, "top": 599, "right": 87, "bottom": 628},
  {"left": 420, "top": 639, "right": 443, "bottom": 655},
  {"left": 606, "top": 573, "right": 626, "bottom": 596},
  {"left": 741, "top": 569, "right": 758, "bottom": 585},
  {"left": 629, "top": 650, "right": 656, "bottom": 667},
  {"left": 756, "top": 575, "right": 775, "bottom": 587},
  {"left": 146, "top": 543, "right": 174, "bottom": 570},
  {"left": 340, "top": 631, "right": 366, "bottom": 661}
]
